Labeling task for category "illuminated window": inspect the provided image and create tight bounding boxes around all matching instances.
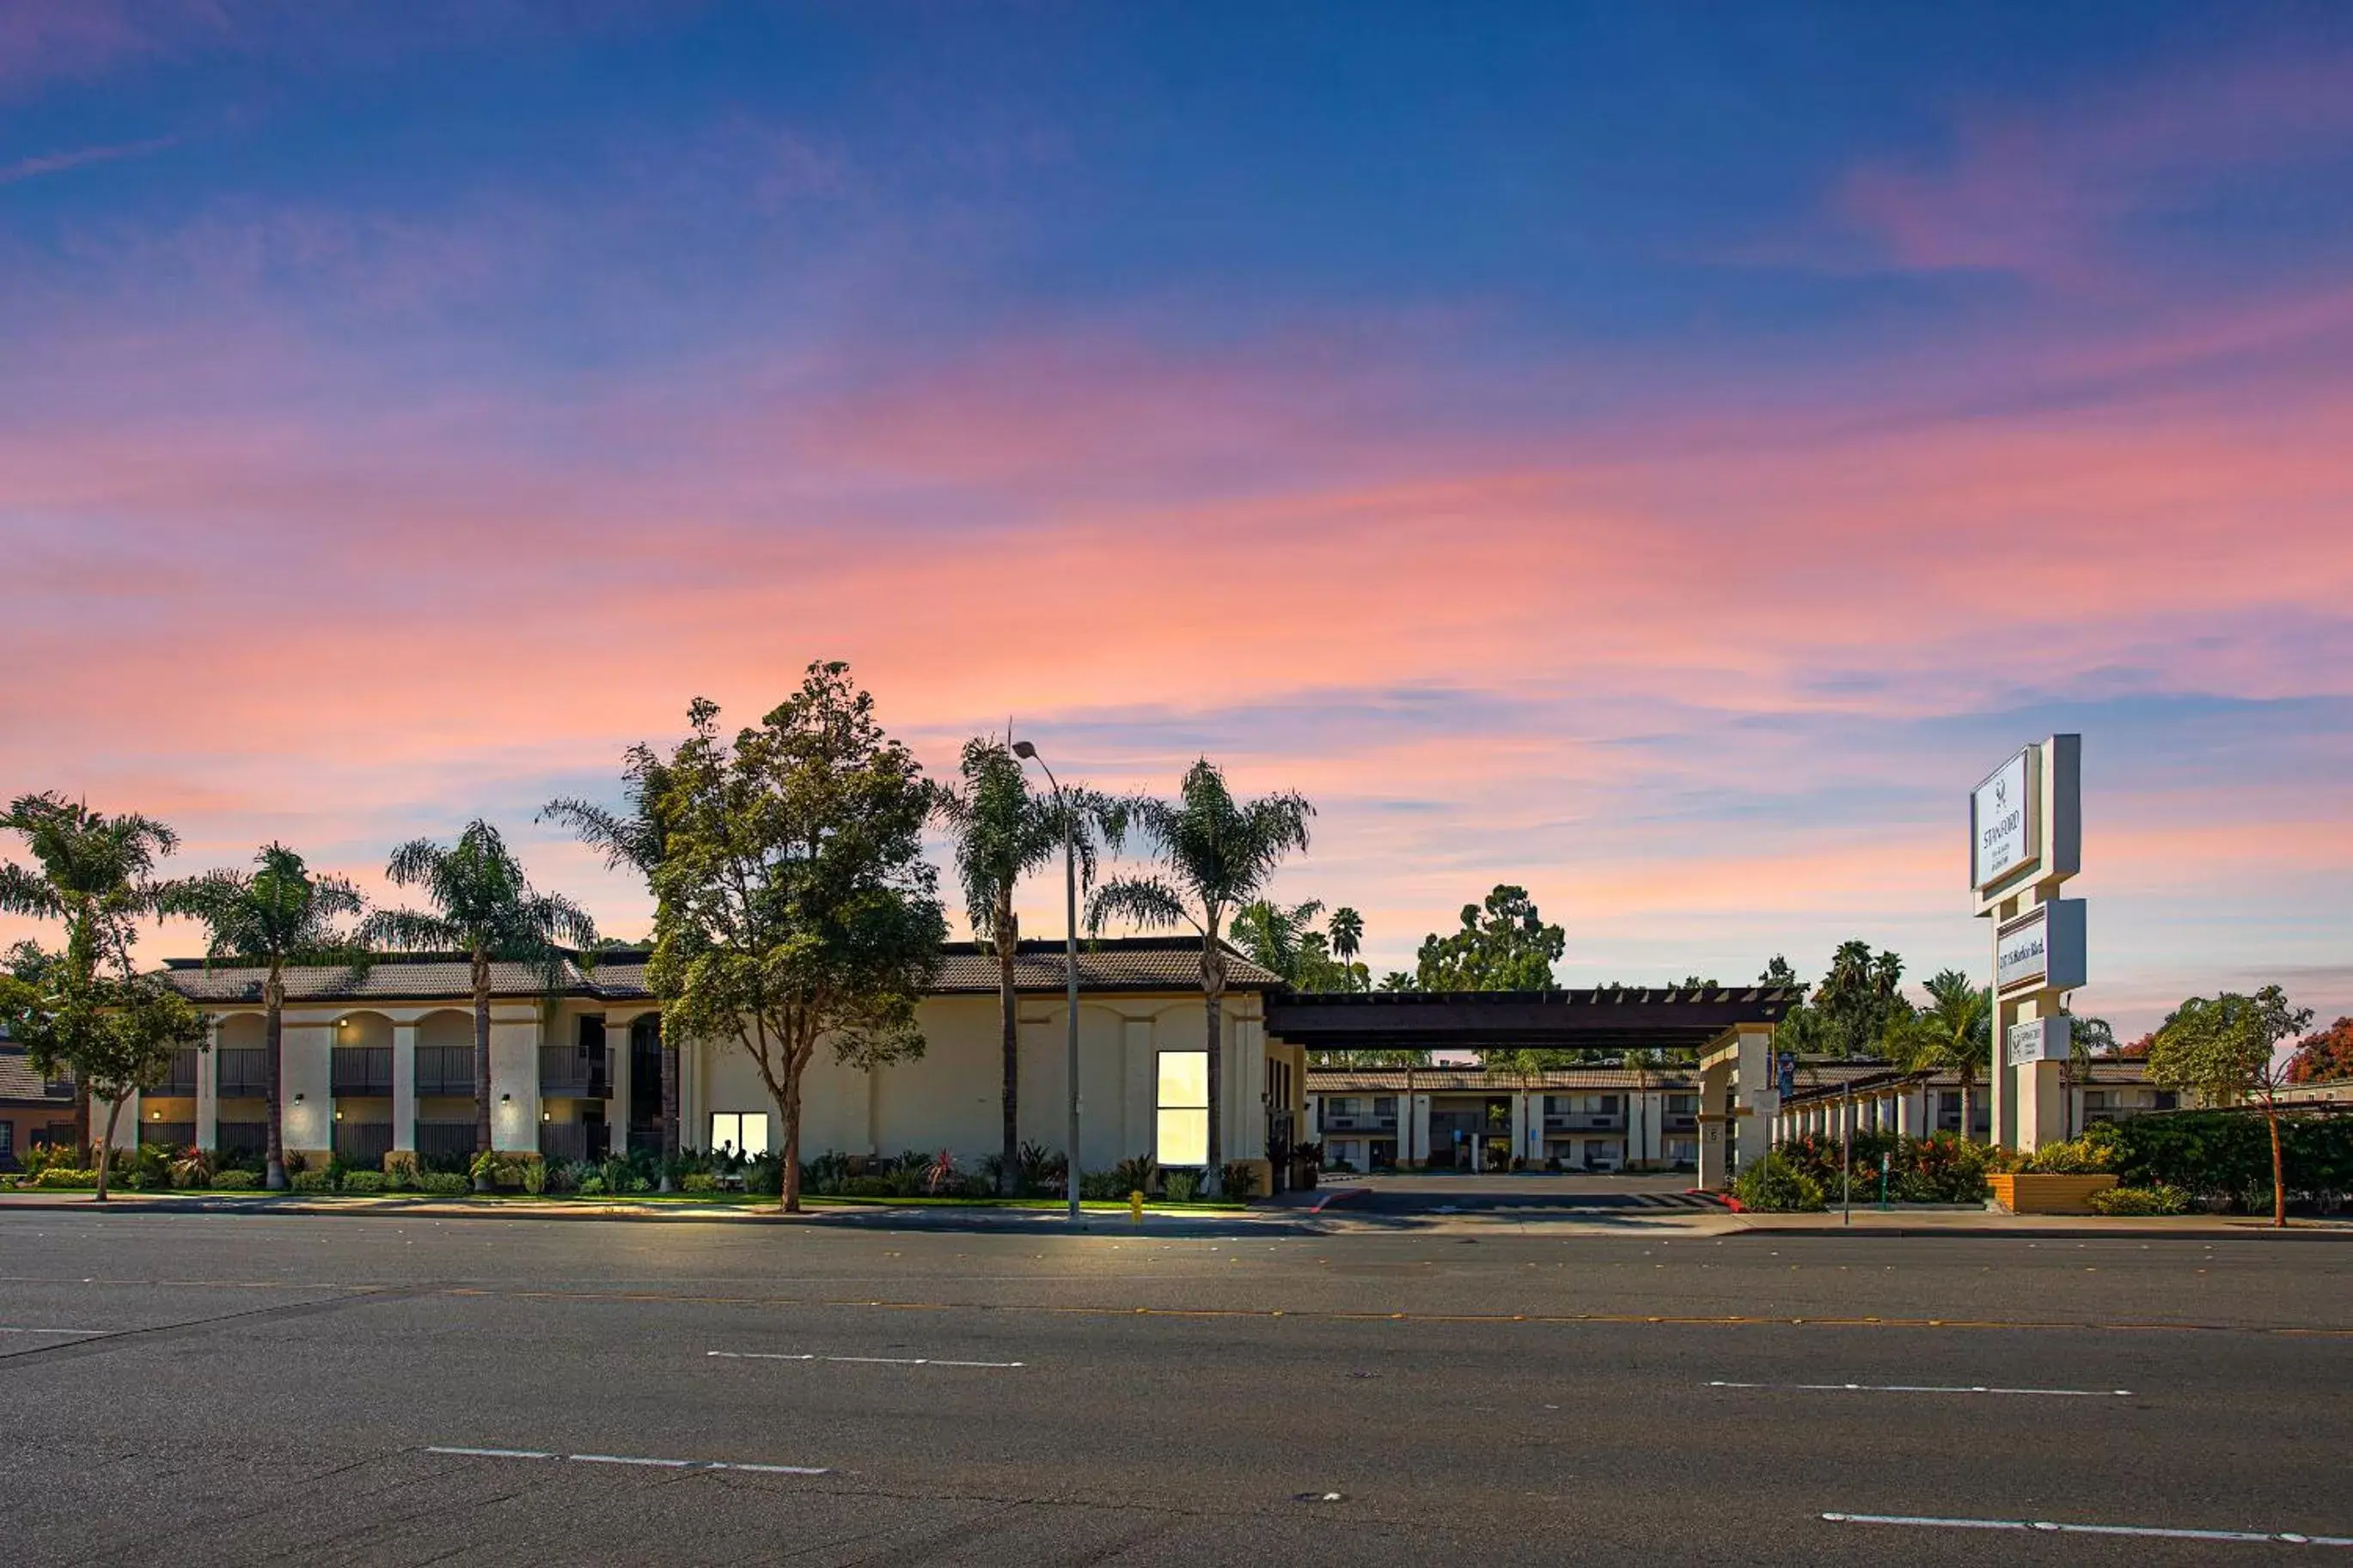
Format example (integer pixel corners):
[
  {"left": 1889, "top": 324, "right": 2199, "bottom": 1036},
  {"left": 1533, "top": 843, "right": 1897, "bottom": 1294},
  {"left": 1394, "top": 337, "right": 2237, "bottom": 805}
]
[
  {"left": 707, "top": 1112, "right": 770, "bottom": 1156},
  {"left": 1156, "top": 1050, "right": 1210, "bottom": 1168}
]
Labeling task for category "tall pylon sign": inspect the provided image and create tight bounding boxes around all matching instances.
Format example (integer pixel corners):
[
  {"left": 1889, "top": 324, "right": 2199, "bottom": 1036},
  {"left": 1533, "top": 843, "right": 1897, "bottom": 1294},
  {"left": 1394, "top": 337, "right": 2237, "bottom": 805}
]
[{"left": 1970, "top": 735, "right": 2084, "bottom": 1151}]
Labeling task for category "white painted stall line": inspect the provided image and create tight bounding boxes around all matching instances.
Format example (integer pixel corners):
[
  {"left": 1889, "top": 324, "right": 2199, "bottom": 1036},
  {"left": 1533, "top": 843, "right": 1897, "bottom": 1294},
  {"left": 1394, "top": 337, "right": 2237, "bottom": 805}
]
[
  {"left": 707, "top": 1350, "right": 1024, "bottom": 1369},
  {"left": 425, "top": 1446, "right": 828, "bottom": 1476},
  {"left": 1822, "top": 1512, "right": 2353, "bottom": 1547},
  {"left": 1714, "top": 1380, "right": 2130, "bottom": 1397},
  {"left": 0, "top": 1327, "right": 112, "bottom": 1337}
]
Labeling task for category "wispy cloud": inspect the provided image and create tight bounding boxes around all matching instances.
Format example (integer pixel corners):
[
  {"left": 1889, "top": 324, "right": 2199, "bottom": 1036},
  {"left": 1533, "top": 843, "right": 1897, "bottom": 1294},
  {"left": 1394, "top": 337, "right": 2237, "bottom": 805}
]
[{"left": 0, "top": 132, "right": 176, "bottom": 186}]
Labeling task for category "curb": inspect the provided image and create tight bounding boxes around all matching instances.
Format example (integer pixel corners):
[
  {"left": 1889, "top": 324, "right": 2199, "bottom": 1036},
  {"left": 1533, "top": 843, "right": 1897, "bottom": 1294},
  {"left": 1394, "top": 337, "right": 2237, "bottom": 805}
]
[
  {"left": 1306, "top": 1187, "right": 1373, "bottom": 1214},
  {"left": 1724, "top": 1221, "right": 2353, "bottom": 1241}
]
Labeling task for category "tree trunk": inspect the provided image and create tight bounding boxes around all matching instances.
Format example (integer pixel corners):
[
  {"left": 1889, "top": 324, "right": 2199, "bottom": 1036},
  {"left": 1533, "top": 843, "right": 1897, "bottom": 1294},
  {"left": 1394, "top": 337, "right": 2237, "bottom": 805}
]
[
  {"left": 1402, "top": 1061, "right": 1414, "bottom": 1169},
  {"left": 1959, "top": 1072, "right": 1974, "bottom": 1144},
  {"left": 472, "top": 952, "right": 493, "bottom": 1189},
  {"left": 265, "top": 973, "right": 288, "bottom": 1191},
  {"left": 658, "top": 1032, "right": 679, "bottom": 1193},
  {"left": 780, "top": 1049, "right": 804, "bottom": 1215},
  {"left": 1202, "top": 985, "right": 1225, "bottom": 1194},
  {"left": 998, "top": 902, "right": 1020, "bottom": 1195},
  {"left": 73, "top": 1082, "right": 92, "bottom": 1163},
  {"left": 95, "top": 1095, "right": 125, "bottom": 1202},
  {"left": 2268, "top": 1102, "right": 2286, "bottom": 1229}
]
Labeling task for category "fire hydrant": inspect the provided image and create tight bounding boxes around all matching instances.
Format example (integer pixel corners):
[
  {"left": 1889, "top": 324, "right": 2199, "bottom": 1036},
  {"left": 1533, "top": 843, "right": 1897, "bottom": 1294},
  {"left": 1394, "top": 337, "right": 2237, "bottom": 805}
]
[{"left": 1129, "top": 1189, "right": 1145, "bottom": 1224}]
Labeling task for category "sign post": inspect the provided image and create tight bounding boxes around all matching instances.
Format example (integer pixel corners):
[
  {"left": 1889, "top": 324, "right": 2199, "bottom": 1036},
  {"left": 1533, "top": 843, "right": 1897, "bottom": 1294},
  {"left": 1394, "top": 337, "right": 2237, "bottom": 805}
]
[{"left": 1970, "top": 735, "right": 2083, "bottom": 1153}]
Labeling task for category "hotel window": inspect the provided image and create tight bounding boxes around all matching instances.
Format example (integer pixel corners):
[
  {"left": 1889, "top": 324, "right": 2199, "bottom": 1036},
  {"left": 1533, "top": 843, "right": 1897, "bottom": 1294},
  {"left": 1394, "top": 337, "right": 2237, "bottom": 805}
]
[
  {"left": 1157, "top": 1050, "right": 1211, "bottom": 1168},
  {"left": 708, "top": 1112, "right": 771, "bottom": 1156}
]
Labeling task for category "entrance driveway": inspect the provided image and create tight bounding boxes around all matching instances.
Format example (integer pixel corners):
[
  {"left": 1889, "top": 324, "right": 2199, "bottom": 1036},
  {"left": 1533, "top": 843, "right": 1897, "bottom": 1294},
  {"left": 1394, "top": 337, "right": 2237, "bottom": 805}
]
[{"left": 1329, "top": 1170, "right": 1716, "bottom": 1216}]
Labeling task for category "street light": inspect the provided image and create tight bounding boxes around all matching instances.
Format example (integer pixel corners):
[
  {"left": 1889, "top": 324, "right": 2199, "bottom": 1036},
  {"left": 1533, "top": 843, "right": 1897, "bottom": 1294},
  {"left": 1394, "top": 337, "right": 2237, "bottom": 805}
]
[{"left": 1011, "top": 739, "right": 1083, "bottom": 1227}]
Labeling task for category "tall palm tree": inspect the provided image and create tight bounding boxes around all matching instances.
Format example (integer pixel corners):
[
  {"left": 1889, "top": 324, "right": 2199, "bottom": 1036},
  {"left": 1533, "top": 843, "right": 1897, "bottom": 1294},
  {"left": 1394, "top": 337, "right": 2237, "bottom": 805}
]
[
  {"left": 933, "top": 736, "right": 1106, "bottom": 1194},
  {"left": 1327, "top": 907, "right": 1365, "bottom": 990},
  {"left": 361, "top": 821, "right": 596, "bottom": 1187},
  {"left": 0, "top": 792, "right": 180, "bottom": 1155},
  {"left": 1228, "top": 899, "right": 1325, "bottom": 986},
  {"left": 1887, "top": 968, "right": 1991, "bottom": 1140},
  {"left": 1091, "top": 760, "right": 1312, "bottom": 1194},
  {"left": 541, "top": 748, "right": 679, "bottom": 1181},
  {"left": 162, "top": 845, "right": 369, "bottom": 1190}
]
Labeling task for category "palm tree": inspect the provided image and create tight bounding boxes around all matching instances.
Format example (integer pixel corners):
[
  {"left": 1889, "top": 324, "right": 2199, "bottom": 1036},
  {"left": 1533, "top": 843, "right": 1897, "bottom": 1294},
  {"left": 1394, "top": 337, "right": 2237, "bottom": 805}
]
[
  {"left": 162, "top": 845, "right": 369, "bottom": 1190},
  {"left": 0, "top": 792, "right": 180, "bottom": 1156},
  {"left": 1228, "top": 899, "right": 1325, "bottom": 986},
  {"left": 541, "top": 748, "right": 679, "bottom": 1181},
  {"left": 1091, "top": 760, "right": 1312, "bottom": 1194},
  {"left": 1888, "top": 968, "right": 1991, "bottom": 1140},
  {"left": 361, "top": 821, "right": 596, "bottom": 1187},
  {"left": 1327, "top": 907, "right": 1365, "bottom": 990},
  {"left": 933, "top": 736, "right": 1106, "bottom": 1194}
]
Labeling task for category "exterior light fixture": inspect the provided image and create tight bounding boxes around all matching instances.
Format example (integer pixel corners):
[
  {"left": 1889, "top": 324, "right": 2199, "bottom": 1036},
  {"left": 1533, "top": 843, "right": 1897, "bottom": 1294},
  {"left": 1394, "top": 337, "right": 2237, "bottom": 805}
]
[
  {"left": 293, "top": 1093, "right": 305, "bottom": 1106},
  {"left": 500, "top": 1093, "right": 512, "bottom": 1104},
  {"left": 541, "top": 1111, "right": 551, "bottom": 1123},
  {"left": 150, "top": 1109, "right": 162, "bottom": 1120},
  {"left": 334, "top": 1109, "right": 344, "bottom": 1122}
]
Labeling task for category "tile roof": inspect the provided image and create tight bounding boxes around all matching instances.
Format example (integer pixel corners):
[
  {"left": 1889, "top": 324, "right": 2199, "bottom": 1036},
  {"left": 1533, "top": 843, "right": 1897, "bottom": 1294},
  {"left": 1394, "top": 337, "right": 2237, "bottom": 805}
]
[
  {"left": 1, "top": 1048, "right": 71, "bottom": 1107},
  {"left": 154, "top": 937, "right": 1277, "bottom": 1006}
]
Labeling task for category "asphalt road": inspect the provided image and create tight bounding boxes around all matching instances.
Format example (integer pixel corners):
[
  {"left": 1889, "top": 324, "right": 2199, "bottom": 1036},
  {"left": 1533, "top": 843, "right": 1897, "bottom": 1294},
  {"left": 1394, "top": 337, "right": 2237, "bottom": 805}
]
[{"left": 1, "top": 1211, "right": 2346, "bottom": 1566}]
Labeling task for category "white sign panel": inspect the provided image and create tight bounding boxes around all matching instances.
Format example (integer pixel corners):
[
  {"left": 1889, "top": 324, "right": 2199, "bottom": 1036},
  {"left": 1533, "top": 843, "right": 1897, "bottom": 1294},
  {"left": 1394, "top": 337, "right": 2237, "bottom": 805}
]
[
  {"left": 1995, "top": 906, "right": 2050, "bottom": 991},
  {"left": 1972, "top": 747, "right": 2033, "bottom": 890},
  {"left": 2006, "top": 1016, "right": 2073, "bottom": 1067}
]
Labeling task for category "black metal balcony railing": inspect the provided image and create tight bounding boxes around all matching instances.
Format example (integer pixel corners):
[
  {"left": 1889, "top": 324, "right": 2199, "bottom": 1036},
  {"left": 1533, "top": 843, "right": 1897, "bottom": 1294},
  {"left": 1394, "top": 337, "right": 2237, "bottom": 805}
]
[
  {"left": 139, "top": 1120, "right": 196, "bottom": 1149},
  {"left": 331, "top": 1046, "right": 394, "bottom": 1097},
  {"left": 217, "top": 1121, "right": 268, "bottom": 1156},
  {"left": 158, "top": 1049, "right": 199, "bottom": 1096},
  {"left": 1664, "top": 1113, "right": 1698, "bottom": 1132},
  {"left": 1544, "top": 1113, "right": 1625, "bottom": 1132},
  {"left": 1320, "top": 1114, "right": 1397, "bottom": 1132},
  {"left": 539, "top": 1121, "right": 599, "bottom": 1164},
  {"left": 538, "top": 1044, "right": 608, "bottom": 1099},
  {"left": 415, "top": 1045, "right": 475, "bottom": 1098},
  {"left": 217, "top": 1048, "right": 271, "bottom": 1099},
  {"left": 416, "top": 1120, "right": 476, "bottom": 1163},
  {"left": 333, "top": 1121, "right": 394, "bottom": 1167}
]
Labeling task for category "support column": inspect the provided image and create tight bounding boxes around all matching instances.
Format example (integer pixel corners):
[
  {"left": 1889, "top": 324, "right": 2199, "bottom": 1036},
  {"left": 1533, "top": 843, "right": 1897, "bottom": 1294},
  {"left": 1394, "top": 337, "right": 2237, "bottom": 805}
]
[
  {"left": 196, "top": 1020, "right": 220, "bottom": 1152},
  {"left": 1406, "top": 1093, "right": 1430, "bottom": 1171},
  {"left": 606, "top": 1015, "right": 633, "bottom": 1158},
  {"left": 1512, "top": 1092, "right": 1533, "bottom": 1168},
  {"left": 1734, "top": 1027, "right": 1775, "bottom": 1175},
  {"left": 391, "top": 1023, "right": 419, "bottom": 1154}
]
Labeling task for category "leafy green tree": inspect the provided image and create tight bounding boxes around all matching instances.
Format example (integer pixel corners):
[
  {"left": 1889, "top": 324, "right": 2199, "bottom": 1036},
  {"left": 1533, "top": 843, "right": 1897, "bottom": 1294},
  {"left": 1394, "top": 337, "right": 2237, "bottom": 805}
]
[
  {"left": 543, "top": 747, "right": 683, "bottom": 1180},
  {"left": 162, "top": 845, "right": 369, "bottom": 1190},
  {"left": 0, "top": 792, "right": 181, "bottom": 1151},
  {"left": 1811, "top": 940, "right": 1911, "bottom": 1058},
  {"left": 363, "top": 821, "right": 596, "bottom": 1181},
  {"left": 1090, "top": 760, "right": 1313, "bottom": 1193},
  {"left": 1885, "top": 968, "right": 1989, "bottom": 1138},
  {"left": 934, "top": 735, "right": 1111, "bottom": 1194},
  {"left": 2148, "top": 986, "right": 2313, "bottom": 1227},
  {"left": 2058, "top": 1013, "right": 2115, "bottom": 1137},
  {"left": 1376, "top": 971, "right": 1415, "bottom": 992},
  {"left": 1414, "top": 885, "right": 1562, "bottom": 991},
  {"left": 1229, "top": 899, "right": 1365, "bottom": 992},
  {"left": 641, "top": 667, "right": 947, "bottom": 1213},
  {"left": 1305, "top": 1048, "right": 1430, "bottom": 1068},
  {"left": 1759, "top": 955, "right": 1803, "bottom": 991},
  {"left": 0, "top": 955, "right": 206, "bottom": 1200}
]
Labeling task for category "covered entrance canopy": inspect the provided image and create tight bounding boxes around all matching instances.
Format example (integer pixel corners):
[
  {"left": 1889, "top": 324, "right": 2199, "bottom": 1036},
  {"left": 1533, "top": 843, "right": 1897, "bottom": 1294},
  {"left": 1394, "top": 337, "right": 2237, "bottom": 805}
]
[
  {"left": 1268, "top": 986, "right": 1800, "bottom": 1189},
  {"left": 1265, "top": 986, "right": 1799, "bottom": 1054}
]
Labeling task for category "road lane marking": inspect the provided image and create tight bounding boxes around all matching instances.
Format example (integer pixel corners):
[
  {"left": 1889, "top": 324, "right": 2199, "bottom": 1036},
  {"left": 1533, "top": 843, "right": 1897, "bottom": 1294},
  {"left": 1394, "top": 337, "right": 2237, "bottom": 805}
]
[
  {"left": 1714, "top": 1380, "right": 2132, "bottom": 1397},
  {"left": 1823, "top": 1512, "right": 2353, "bottom": 1547},
  {"left": 0, "top": 1327, "right": 111, "bottom": 1336},
  {"left": 425, "top": 1445, "right": 828, "bottom": 1475},
  {"left": 707, "top": 1350, "right": 1024, "bottom": 1368}
]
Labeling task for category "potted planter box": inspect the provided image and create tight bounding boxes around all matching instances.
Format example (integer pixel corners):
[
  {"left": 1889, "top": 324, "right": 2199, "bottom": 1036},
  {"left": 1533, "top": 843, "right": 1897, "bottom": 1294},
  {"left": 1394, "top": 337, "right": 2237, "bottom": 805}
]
[{"left": 1987, "top": 1173, "right": 2118, "bottom": 1214}]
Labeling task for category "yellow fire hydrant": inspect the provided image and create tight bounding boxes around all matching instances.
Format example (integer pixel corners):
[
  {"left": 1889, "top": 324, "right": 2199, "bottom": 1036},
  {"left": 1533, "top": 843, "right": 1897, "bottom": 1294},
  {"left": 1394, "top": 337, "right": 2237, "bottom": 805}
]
[{"left": 1129, "top": 1189, "right": 1145, "bottom": 1224}]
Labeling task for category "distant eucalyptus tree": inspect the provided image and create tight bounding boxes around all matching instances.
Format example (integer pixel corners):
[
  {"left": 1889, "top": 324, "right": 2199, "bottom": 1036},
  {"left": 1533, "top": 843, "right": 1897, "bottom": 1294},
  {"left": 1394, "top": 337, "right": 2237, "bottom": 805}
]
[
  {"left": 1090, "top": 760, "right": 1312, "bottom": 1193},
  {"left": 163, "top": 845, "right": 370, "bottom": 1189},
  {"left": 363, "top": 821, "right": 596, "bottom": 1183}
]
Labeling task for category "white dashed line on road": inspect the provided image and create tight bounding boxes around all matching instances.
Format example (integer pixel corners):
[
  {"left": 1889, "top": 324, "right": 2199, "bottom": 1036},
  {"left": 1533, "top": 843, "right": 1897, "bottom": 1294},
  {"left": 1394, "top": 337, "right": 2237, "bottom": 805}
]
[
  {"left": 425, "top": 1446, "right": 828, "bottom": 1475},
  {"left": 1714, "top": 1380, "right": 2131, "bottom": 1397},
  {"left": 1822, "top": 1512, "right": 2353, "bottom": 1547},
  {"left": 707, "top": 1351, "right": 1024, "bottom": 1368}
]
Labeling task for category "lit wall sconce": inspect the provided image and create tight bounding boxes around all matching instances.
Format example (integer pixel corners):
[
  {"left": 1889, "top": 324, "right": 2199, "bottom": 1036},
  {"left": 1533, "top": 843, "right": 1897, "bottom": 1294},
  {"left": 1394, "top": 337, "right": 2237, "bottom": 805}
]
[
  {"left": 334, "top": 1109, "right": 344, "bottom": 1122},
  {"left": 293, "top": 1093, "right": 305, "bottom": 1106},
  {"left": 150, "top": 1109, "right": 162, "bottom": 1120},
  {"left": 541, "top": 1111, "right": 551, "bottom": 1123},
  {"left": 500, "top": 1093, "right": 512, "bottom": 1104}
]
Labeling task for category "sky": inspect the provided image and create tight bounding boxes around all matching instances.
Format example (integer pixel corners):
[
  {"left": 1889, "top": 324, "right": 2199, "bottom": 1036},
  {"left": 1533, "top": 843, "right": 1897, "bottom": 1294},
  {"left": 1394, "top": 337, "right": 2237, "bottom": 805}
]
[{"left": 3, "top": 2, "right": 2350, "bottom": 1037}]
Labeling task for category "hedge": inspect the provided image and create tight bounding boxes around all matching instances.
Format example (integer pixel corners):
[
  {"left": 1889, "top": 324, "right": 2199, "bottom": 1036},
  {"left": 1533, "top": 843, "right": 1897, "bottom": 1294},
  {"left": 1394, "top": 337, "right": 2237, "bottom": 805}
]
[{"left": 2105, "top": 1111, "right": 2353, "bottom": 1210}]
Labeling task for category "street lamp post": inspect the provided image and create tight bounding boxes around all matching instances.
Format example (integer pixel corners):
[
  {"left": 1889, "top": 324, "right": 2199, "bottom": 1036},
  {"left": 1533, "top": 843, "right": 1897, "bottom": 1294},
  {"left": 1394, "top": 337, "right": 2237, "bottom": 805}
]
[{"left": 1012, "top": 740, "right": 1083, "bottom": 1227}]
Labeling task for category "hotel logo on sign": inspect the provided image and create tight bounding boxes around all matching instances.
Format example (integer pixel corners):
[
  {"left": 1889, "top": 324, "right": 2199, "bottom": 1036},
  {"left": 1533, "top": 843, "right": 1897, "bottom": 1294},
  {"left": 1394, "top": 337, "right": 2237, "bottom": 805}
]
[{"left": 1971, "top": 747, "right": 2034, "bottom": 890}]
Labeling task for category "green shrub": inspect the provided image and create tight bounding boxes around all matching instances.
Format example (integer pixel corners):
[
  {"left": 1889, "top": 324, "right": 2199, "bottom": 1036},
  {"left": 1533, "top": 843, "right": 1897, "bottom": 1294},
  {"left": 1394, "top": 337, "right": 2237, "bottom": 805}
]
[
  {"left": 15, "top": 1144, "right": 72, "bottom": 1179},
  {"left": 339, "top": 1170, "right": 387, "bottom": 1194},
  {"left": 2088, "top": 1183, "right": 2192, "bottom": 1216},
  {"left": 210, "top": 1169, "right": 260, "bottom": 1191},
  {"left": 416, "top": 1171, "right": 470, "bottom": 1195},
  {"left": 1734, "top": 1151, "right": 1826, "bottom": 1212},
  {"left": 1111, "top": 1154, "right": 1155, "bottom": 1195},
  {"left": 680, "top": 1172, "right": 718, "bottom": 1193},
  {"left": 2025, "top": 1135, "right": 2115, "bottom": 1174},
  {"left": 1220, "top": 1161, "right": 1262, "bottom": 1199},
  {"left": 578, "top": 1175, "right": 607, "bottom": 1196},
  {"left": 837, "top": 1174, "right": 894, "bottom": 1198},
  {"left": 1078, "top": 1170, "right": 1126, "bottom": 1201},
  {"left": 744, "top": 1154, "right": 783, "bottom": 1197},
  {"left": 1162, "top": 1168, "right": 1201, "bottom": 1202},
  {"left": 2106, "top": 1111, "right": 2353, "bottom": 1211},
  {"left": 33, "top": 1168, "right": 98, "bottom": 1189},
  {"left": 290, "top": 1169, "right": 333, "bottom": 1192}
]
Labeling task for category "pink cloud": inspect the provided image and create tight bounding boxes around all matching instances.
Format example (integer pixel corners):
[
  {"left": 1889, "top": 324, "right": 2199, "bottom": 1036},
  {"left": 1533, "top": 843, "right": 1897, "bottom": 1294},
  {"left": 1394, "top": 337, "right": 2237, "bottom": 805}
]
[{"left": 0, "top": 133, "right": 176, "bottom": 185}]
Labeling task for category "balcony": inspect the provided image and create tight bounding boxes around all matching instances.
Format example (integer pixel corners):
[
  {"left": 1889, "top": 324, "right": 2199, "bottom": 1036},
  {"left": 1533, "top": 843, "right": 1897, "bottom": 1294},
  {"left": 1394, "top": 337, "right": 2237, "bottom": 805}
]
[
  {"left": 1664, "top": 1113, "right": 1698, "bottom": 1133},
  {"left": 333, "top": 1121, "right": 394, "bottom": 1167},
  {"left": 539, "top": 1121, "right": 605, "bottom": 1164},
  {"left": 1320, "top": 1114, "right": 1397, "bottom": 1133},
  {"left": 331, "top": 1046, "right": 394, "bottom": 1097},
  {"left": 217, "top": 1048, "right": 270, "bottom": 1099},
  {"left": 217, "top": 1121, "right": 268, "bottom": 1156},
  {"left": 538, "top": 1044, "right": 608, "bottom": 1100},
  {"left": 415, "top": 1045, "right": 474, "bottom": 1099},
  {"left": 416, "top": 1120, "right": 476, "bottom": 1163},
  {"left": 1543, "top": 1113, "right": 1624, "bottom": 1132},
  {"left": 139, "top": 1120, "right": 195, "bottom": 1148},
  {"left": 158, "top": 1048, "right": 199, "bottom": 1096}
]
